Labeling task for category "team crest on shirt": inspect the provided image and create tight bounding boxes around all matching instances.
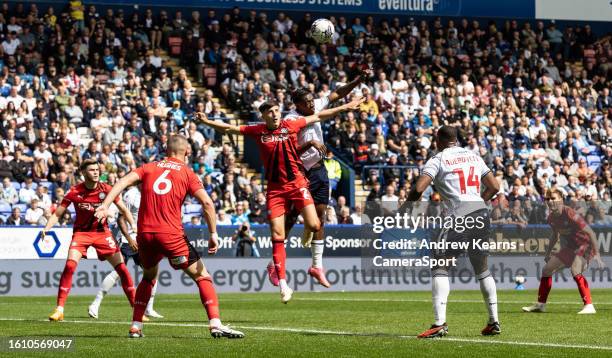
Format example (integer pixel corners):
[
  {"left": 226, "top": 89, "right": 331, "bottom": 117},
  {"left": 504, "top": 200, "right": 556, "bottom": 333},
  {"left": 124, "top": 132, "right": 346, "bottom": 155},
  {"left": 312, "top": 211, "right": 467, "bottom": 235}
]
[{"left": 99, "top": 192, "right": 106, "bottom": 200}]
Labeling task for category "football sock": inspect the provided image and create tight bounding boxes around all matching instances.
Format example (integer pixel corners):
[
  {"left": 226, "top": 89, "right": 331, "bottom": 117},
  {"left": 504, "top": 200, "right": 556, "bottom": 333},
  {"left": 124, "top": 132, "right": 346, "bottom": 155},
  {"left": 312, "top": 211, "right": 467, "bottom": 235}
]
[
  {"left": 311, "top": 240, "right": 324, "bottom": 268},
  {"left": 132, "top": 278, "right": 155, "bottom": 323},
  {"left": 477, "top": 270, "right": 499, "bottom": 324},
  {"left": 145, "top": 280, "right": 158, "bottom": 313},
  {"left": 57, "top": 259, "right": 78, "bottom": 307},
  {"left": 93, "top": 271, "right": 120, "bottom": 306},
  {"left": 272, "top": 241, "right": 287, "bottom": 280},
  {"left": 196, "top": 276, "right": 220, "bottom": 321},
  {"left": 573, "top": 274, "right": 592, "bottom": 305},
  {"left": 432, "top": 271, "right": 450, "bottom": 326},
  {"left": 114, "top": 263, "right": 136, "bottom": 306},
  {"left": 538, "top": 276, "right": 553, "bottom": 304}
]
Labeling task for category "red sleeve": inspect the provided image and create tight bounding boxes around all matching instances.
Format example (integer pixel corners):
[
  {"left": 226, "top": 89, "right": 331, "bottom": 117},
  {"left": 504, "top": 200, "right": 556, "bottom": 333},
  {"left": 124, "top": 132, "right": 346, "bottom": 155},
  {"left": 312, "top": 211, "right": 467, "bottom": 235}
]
[
  {"left": 132, "top": 165, "right": 146, "bottom": 180},
  {"left": 240, "top": 124, "right": 263, "bottom": 137},
  {"left": 567, "top": 208, "right": 588, "bottom": 231},
  {"left": 285, "top": 117, "right": 307, "bottom": 132},
  {"left": 60, "top": 191, "right": 73, "bottom": 208},
  {"left": 187, "top": 169, "right": 204, "bottom": 196}
]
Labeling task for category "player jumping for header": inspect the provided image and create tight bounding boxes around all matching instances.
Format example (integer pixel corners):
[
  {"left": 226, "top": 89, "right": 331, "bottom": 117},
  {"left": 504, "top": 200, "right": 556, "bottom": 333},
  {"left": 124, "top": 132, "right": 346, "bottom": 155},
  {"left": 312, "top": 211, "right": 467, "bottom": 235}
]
[
  {"left": 281, "top": 68, "right": 370, "bottom": 288},
  {"left": 522, "top": 188, "right": 605, "bottom": 314},
  {"left": 196, "top": 97, "right": 363, "bottom": 303},
  {"left": 95, "top": 135, "right": 244, "bottom": 339},
  {"left": 402, "top": 126, "right": 501, "bottom": 338},
  {"left": 45, "top": 159, "right": 137, "bottom": 321}
]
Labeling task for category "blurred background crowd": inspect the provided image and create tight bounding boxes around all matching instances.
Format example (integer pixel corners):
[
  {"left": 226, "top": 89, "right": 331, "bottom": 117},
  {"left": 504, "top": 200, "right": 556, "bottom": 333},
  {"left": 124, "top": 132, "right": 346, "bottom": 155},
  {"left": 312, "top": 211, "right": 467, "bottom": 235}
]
[{"left": 0, "top": 2, "right": 610, "bottom": 227}]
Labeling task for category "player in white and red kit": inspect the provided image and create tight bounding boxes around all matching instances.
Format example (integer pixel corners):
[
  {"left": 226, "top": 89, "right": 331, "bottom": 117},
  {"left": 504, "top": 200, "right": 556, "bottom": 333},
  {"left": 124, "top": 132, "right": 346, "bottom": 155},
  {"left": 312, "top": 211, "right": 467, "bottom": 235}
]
[
  {"left": 522, "top": 188, "right": 605, "bottom": 314},
  {"left": 196, "top": 98, "right": 363, "bottom": 303},
  {"left": 95, "top": 135, "right": 243, "bottom": 339},
  {"left": 44, "top": 159, "right": 137, "bottom": 321},
  {"left": 403, "top": 126, "right": 502, "bottom": 338}
]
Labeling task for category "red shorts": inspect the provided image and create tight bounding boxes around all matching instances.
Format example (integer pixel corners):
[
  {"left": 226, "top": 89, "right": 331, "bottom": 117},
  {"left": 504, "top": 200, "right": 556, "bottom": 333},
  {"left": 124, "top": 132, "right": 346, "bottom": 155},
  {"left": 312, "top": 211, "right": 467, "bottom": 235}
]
[
  {"left": 555, "top": 244, "right": 593, "bottom": 267},
  {"left": 267, "top": 180, "right": 314, "bottom": 219},
  {"left": 137, "top": 232, "right": 200, "bottom": 270},
  {"left": 70, "top": 232, "right": 119, "bottom": 260}
]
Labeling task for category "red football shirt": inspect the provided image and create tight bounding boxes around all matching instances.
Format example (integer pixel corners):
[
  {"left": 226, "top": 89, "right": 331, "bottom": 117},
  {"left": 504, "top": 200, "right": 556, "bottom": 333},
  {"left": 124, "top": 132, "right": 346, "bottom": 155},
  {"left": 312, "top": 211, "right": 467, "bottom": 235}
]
[
  {"left": 547, "top": 206, "right": 590, "bottom": 246},
  {"left": 61, "top": 182, "right": 118, "bottom": 233},
  {"left": 240, "top": 117, "right": 307, "bottom": 188},
  {"left": 133, "top": 157, "right": 203, "bottom": 234}
]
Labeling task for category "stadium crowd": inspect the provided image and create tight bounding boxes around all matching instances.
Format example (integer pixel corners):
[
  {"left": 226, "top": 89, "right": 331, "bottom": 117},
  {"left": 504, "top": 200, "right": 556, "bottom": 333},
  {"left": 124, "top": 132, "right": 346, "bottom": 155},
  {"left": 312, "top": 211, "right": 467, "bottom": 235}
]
[{"left": 0, "top": 3, "right": 611, "bottom": 228}]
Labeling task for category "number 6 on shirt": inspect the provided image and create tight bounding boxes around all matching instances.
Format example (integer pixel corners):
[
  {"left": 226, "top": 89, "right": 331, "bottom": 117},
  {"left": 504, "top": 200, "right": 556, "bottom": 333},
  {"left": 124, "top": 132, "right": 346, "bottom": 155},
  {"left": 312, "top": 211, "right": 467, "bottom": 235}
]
[{"left": 153, "top": 170, "right": 172, "bottom": 195}]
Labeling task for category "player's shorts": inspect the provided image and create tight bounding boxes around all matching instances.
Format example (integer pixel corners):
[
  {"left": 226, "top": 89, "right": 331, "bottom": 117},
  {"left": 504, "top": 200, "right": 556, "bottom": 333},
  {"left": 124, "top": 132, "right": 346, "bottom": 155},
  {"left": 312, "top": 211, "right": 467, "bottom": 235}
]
[
  {"left": 137, "top": 232, "right": 200, "bottom": 270},
  {"left": 120, "top": 242, "right": 141, "bottom": 266},
  {"left": 306, "top": 164, "right": 329, "bottom": 206},
  {"left": 432, "top": 208, "right": 491, "bottom": 258},
  {"left": 267, "top": 180, "right": 315, "bottom": 219},
  {"left": 555, "top": 244, "right": 594, "bottom": 267},
  {"left": 70, "top": 232, "right": 120, "bottom": 260}
]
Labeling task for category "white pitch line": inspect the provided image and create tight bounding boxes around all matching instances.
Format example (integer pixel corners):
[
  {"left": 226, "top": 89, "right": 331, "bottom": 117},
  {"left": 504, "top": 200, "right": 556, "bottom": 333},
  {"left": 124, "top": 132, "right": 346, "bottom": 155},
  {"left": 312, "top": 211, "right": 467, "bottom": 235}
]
[{"left": 1, "top": 318, "right": 611, "bottom": 351}]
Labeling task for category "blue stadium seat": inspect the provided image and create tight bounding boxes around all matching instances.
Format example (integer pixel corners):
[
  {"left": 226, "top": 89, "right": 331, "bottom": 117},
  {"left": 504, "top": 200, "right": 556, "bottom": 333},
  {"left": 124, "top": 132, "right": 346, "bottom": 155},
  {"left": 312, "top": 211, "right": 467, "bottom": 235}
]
[
  {"left": 10, "top": 182, "right": 20, "bottom": 191},
  {"left": 185, "top": 204, "right": 202, "bottom": 214},
  {"left": 587, "top": 155, "right": 601, "bottom": 172},
  {"left": 0, "top": 214, "right": 7, "bottom": 223},
  {"left": 0, "top": 203, "right": 12, "bottom": 214},
  {"left": 39, "top": 182, "right": 53, "bottom": 189},
  {"left": 13, "top": 204, "right": 27, "bottom": 212},
  {"left": 182, "top": 214, "right": 194, "bottom": 223}
]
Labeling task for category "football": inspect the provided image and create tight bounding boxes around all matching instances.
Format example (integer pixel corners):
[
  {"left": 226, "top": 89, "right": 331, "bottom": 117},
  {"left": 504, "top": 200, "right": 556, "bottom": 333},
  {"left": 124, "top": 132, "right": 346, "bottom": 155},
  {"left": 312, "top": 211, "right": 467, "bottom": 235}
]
[
  {"left": 514, "top": 275, "right": 526, "bottom": 285},
  {"left": 311, "top": 18, "right": 334, "bottom": 44}
]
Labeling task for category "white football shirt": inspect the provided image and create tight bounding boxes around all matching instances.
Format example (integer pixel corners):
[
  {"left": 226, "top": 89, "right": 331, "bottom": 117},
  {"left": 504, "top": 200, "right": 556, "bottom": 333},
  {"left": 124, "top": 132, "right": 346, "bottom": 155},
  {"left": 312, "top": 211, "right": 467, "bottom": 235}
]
[
  {"left": 120, "top": 186, "right": 141, "bottom": 243},
  {"left": 421, "top": 146, "right": 491, "bottom": 217},
  {"left": 285, "top": 96, "right": 329, "bottom": 171}
]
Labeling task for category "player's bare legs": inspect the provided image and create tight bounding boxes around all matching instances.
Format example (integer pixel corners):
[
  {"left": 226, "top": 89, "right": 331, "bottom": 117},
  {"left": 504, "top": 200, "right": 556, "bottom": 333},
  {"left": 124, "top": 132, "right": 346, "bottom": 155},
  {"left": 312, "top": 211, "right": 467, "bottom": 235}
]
[
  {"left": 104, "top": 252, "right": 136, "bottom": 306},
  {"left": 523, "top": 256, "right": 565, "bottom": 313},
  {"left": 269, "top": 215, "right": 294, "bottom": 303},
  {"left": 302, "top": 203, "right": 329, "bottom": 287},
  {"left": 49, "top": 250, "right": 83, "bottom": 321},
  {"left": 129, "top": 265, "right": 159, "bottom": 337},
  {"left": 469, "top": 254, "right": 500, "bottom": 335}
]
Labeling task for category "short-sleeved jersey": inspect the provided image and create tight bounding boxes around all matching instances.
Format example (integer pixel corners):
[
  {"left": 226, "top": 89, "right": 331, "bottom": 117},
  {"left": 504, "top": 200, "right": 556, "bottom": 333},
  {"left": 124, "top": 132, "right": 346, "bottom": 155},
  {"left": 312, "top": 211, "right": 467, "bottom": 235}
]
[
  {"left": 422, "top": 146, "right": 491, "bottom": 216},
  {"left": 119, "top": 186, "right": 141, "bottom": 243},
  {"left": 285, "top": 97, "right": 329, "bottom": 170},
  {"left": 61, "top": 182, "right": 119, "bottom": 233},
  {"left": 548, "top": 206, "right": 590, "bottom": 246},
  {"left": 133, "top": 157, "right": 203, "bottom": 234},
  {"left": 240, "top": 118, "right": 308, "bottom": 187}
]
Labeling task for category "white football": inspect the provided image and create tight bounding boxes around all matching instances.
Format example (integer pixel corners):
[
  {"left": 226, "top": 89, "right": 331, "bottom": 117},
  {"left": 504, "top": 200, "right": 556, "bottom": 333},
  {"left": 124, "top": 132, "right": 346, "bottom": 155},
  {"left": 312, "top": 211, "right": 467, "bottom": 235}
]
[
  {"left": 514, "top": 275, "right": 526, "bottom": 284},
  {"left": 311, "top": 18, "right": 334, "bottom": 44}
]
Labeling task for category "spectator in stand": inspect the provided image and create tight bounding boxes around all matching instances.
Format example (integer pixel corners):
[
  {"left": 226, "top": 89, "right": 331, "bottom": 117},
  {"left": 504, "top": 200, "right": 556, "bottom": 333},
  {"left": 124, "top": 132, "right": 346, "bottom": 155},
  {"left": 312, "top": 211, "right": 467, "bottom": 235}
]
[
  {"left": 24, "top": 198, "right": 43, "bottom": 225},
  {"left": 6, "top": 206, "right": 24, "bottom": 226}
]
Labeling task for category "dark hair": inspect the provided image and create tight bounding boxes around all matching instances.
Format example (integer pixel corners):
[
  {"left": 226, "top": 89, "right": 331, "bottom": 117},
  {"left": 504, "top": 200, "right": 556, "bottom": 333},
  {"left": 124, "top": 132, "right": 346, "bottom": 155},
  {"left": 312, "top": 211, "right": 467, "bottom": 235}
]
[
  {"left": 79, "top": 158, "right": 99, "bottom": 171},
  {"left": 258, "top": 100, "right": 279, "bottom": 113},
  {"left": 436, "top": 125, "right": 458, "bottom": 143},
  {"left": 290, "top": 87, "right": 311, "bottom": 104}
]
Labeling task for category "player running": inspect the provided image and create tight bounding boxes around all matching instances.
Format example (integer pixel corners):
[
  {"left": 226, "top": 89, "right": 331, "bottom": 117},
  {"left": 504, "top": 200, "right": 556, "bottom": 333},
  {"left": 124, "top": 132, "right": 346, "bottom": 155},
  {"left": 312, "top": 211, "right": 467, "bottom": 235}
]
[
  {"left": 280, "top": 70, "right": 370, "bottom": 288},
  {"left": 522, "top": 188, "right": 605, "bottom": 314},
  {"left": 44, "top": 159, "right": 137, "bottom": 321},
  {"left": 88, "top": 185, "right": 163, "bottom": 320},
  {"left": 196, "top": 97, "right": 363, "bottom": 303},
  {"left": 403, "top": 126, "right": 501, "bottom": 338},
  {"left": 94, "top": 135, "right": 244, "bottom": 339}
]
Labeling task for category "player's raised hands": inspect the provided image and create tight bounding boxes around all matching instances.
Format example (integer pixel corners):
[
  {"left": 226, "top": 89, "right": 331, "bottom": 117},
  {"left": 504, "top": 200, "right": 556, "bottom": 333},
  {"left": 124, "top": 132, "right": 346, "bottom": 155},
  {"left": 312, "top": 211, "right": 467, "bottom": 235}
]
[
  {"left": 208, "top": 232, "right": 219, "bottom": 255},
  {"left": 346, "top": 96, "right": 365, "bottom": 110}
]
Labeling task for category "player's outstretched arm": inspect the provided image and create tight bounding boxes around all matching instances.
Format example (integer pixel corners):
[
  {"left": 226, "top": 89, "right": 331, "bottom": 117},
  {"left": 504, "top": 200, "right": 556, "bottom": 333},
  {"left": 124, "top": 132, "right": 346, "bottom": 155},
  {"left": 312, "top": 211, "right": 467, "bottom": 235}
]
[
  {"left": 481, "top": 172, "right": 500, "bottom": 202},
  {"left": 328, "top": 68, "right": 371, "bottom": 102},
  {"left": 196, "top": 112, "right": 241, "bottom": 135},
  {"left": 41, "top": 205, "right": 65, "bottom": 239},
  {"left": 193, "top": 188, "right": 219, "bottom": 255},
  {"left": 95, "top": 172, "right": 141, "bottom": 222},
  {"left": 304, "top": 97, "right": 365, "bottom": 125}
]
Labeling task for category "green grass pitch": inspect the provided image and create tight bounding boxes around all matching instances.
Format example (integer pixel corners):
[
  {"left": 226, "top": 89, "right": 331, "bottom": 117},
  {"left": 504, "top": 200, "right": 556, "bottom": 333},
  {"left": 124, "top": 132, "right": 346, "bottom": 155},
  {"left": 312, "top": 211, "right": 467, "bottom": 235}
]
[{"left": 0, "top": 289, "right": 611, "bottom": 357}]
